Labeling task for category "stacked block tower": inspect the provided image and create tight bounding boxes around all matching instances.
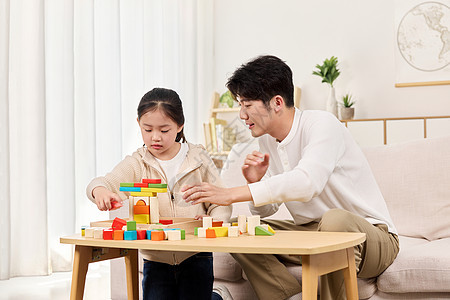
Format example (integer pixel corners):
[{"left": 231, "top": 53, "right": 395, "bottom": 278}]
[{"left": 119, "top": 179, "right": 167, "bottom": 224}]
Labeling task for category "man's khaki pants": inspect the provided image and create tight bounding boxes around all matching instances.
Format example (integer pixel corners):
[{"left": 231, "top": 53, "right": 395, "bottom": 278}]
[{"left": 231, "top": 209, "right": 399, "bottom": 300}]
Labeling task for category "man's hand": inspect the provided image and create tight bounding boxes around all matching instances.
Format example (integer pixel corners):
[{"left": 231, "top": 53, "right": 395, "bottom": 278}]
[
  {"left": 181, "top": 183, "right": 232, "bottom": 206},
  {"left": 92, "top": 186, "right": 123, "bottom": 211},
  {"left": 242, "top": 151, "right": 269, "bottom": 183}
]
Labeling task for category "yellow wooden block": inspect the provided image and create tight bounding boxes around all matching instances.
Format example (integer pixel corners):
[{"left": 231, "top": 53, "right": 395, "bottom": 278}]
[
  {"left": 141, "top": 187, "right": 167, "bottom": 193},
  {"left": 130, "top": 192, "right": 157, "bottom": 197},
  {"left": 134, "top": 214, "right": 149, "bottom": 224},
  {"left": 267, "top": 225, "right": 275, "bottom": 234},
  {"left": 209, "top": 226, "right": 228, "bottom": 237},
  {"left": 232, "top": 222, "right": 238, "bottom": 226}
]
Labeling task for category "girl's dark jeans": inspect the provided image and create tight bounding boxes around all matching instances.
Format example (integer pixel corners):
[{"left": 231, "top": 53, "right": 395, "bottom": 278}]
[{"left": 142, "top": 252, "right": 214, "bottom": 300}]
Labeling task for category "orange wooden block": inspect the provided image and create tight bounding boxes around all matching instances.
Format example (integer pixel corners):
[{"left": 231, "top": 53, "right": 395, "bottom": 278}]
[
  {"left": 113, "top": 230, "right": 124, "bottom": 240},
  {"left": 136, "top": 199, "right": 147, "bottom": 205},
  {"left": 103, "top": 229, "right": 114, "bottom": 240},
  {"left": 142, "top": 179, "right": 161, "bottom": 184},
  {"left": 137, "top": 229, "right": 147, "bottom": 240},
  {"left": 206, "top": 229, "right": 216, "bottom": 238},
  {"left": 134, "top": 205, "right": 149, "bottom": 214},
  {"left": 151, "top": 230, "right": 164, "bottom": 241},
  {"left": 212, "top": 221, "right": 223, "bottom": 227}
]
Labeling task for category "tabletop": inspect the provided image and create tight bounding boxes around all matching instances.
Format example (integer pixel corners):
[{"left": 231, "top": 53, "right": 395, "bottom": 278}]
[{"left": 61, "top": 230, "right": 366, "bottom": 255}]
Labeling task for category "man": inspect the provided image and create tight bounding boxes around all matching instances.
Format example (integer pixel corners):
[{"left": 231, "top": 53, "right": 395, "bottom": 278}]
[{"left": 182, "top": 55, "right": 399, "bottom": 300}]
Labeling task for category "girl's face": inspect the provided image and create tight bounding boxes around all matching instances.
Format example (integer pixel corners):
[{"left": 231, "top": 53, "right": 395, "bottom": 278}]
[{"left": 138, "top": 108, "right": 183, "bottom": 160}]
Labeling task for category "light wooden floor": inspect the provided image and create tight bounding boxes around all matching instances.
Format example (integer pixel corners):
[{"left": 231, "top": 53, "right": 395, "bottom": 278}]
[{"left": 0, "top": 261, "right": 110, "bottom": 300}]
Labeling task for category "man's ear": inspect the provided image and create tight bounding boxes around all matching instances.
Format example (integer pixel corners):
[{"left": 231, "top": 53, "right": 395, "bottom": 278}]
[{"left": 272, "top": 95, "right": 284, "bottom": 112}]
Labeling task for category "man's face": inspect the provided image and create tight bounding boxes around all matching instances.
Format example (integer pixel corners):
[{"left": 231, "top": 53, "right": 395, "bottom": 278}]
[{"left": 238, "top": 98, "right": 273, "bottom": 137}]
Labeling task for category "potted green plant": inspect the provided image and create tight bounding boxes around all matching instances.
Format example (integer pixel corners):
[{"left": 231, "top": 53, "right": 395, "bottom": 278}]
[
  {"left": 312, "top": 56, "right": 340, "bottom": 117},
  {"left": 339, "top": 93, "right": 355, "bottom": 120}
]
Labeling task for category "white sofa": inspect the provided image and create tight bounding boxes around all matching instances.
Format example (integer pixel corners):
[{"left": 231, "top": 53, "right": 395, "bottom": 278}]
[{"left": 214, "top": 136, "right": 450, "bottom": 299}]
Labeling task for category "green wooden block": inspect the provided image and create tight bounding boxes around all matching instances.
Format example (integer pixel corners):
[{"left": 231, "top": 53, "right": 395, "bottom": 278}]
[
  {"left": 255, "top": 226, "right": 274, "bottom": 236},
  {"left": 147, "top": 183, "right": 168, "bottom": 188},
  {"left": 181, "top": 229, "right": 185, "bottom": 240},
  {"left": 127, "top": 220, "right": 137, "bottom": 231},
  {"left": 194, "top": 227, "right": 199, "bottom": 236},
  {"left": 120, "top": 182, "right": 134, "bottom": 187}
]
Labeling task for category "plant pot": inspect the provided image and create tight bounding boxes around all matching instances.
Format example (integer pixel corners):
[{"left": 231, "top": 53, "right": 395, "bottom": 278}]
[
  {"left": 339, "top": 107, "right": 355, "bottom": 120},
  {"left": 326, "top": 87, "right": 338, "bottom": 117}
]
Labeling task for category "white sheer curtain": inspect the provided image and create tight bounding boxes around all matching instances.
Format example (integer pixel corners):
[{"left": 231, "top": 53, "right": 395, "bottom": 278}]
[{"left": 0, "top": 0, "right": 213, "bottom": 279}]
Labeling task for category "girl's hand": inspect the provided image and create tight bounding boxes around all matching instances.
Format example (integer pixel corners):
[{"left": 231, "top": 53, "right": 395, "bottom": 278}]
[
  {"left": 182, "top": 183, "right": 232, "bottom": 206},
  {"left": 92, "top": 186, "right": 123, "bottom": 211},
  {"left": 242, "top": 151, "right": 269, "bottom": 183},
  {"left": 194, "top": 215, "right": 209, "bottom": 220}
]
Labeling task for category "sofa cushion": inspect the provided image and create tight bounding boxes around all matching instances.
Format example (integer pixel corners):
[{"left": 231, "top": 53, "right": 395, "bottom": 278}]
[
  {"left": 362, "top": 136, "right": 450, "bottom": 240},
  {"left": 377, "top": 236, "right": 450, "bottom": 293}
]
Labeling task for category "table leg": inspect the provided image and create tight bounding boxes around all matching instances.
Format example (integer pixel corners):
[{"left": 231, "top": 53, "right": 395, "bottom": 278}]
[
  {"left": 301, "top": 255, "right": 319, "bottom": 300},
  {"left": 124, "top": 249, "right": 139, "bottom": 300},
  {"left": 70, "top": 245, "right": 91, "bottom": 300},
  {"left": 301, "top": 248, "right": 359, "bottom": 300},
  {"left": 343, "top": 247, "right": 359, "bottom": 300}
]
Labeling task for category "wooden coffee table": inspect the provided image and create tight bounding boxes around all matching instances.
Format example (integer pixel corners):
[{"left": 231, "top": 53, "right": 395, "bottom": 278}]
[{"left": 61, "top": 230, "right": 365, "bottom": 300}]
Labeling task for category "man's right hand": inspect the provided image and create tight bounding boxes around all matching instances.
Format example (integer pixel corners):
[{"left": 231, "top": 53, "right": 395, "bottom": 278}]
[
  {"left": 92, "top": 186, "right": 123, "bottom": 211},
  {"left": 242, "top": 151, "right": 269, "bottom": 183}
]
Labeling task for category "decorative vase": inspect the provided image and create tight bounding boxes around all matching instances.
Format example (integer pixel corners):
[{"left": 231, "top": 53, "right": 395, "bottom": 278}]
[
  {"left": 339, "top": 107, "right": 355, "bottom": 120},
  {"left": 326, "top": 86, "right": 338, "bottom": 117}
]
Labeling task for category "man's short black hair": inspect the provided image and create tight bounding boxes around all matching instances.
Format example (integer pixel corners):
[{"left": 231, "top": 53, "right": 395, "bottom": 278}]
[{"left": 226, "top": 55, "right": 294, "bottom": 108}]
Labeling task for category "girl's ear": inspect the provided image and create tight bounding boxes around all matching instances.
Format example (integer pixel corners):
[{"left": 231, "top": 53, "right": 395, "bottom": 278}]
[
  {"left": 177, "top": 124, "right": 184, "bottom": 133},
  {"left": 136, "top": 117, "right": 140, "bottom": 125}
]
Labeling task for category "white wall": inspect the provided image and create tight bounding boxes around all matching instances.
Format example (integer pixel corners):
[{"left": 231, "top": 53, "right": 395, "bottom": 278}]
[{"left": 211, "top": 0, "right": 450, "bottom": 121}]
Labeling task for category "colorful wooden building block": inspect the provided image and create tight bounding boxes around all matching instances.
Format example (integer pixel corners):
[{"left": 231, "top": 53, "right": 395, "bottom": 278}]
[
  {"left": 127, "top": 220, "right": 137, "bottom": 231},
  {"left": 136, "top": 229, "right": 147, "bottom": 240},
  {"left": 103, "top": 229, "right": 114, "bottom": 240},
  {"left": 206, "top": 229, "right": 216, "bottom": 238},
  {"left": 124, "top": 230, "right": 137, "bottom": 240},
  {"left": 112, "top": 217, "right": 127, "bottom": 230},
  {"left": 151, "top": 230, "right": 164, "bottom": 241},
  {"left": 255, "top": 226, "right": 274, "bottom": 236},
  {"left": 113, "top": 230, "right": 124, "bottom": 240},
  {"left": 209, "top": 226, "right": 228, "bottom": 237}
]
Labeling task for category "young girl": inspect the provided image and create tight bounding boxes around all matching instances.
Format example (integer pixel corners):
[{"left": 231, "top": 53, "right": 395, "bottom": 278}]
[{"left": 86, "top": 87, "right": 231, "bottom": 300}]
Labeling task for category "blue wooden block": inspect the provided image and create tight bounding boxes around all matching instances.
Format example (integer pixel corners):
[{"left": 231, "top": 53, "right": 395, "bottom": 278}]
[
  {"left": 119, "top": 187, "right": 141, "bottom": 192},
  {"left": 124, "top": 230, "right": 137, "bottom": 240}
]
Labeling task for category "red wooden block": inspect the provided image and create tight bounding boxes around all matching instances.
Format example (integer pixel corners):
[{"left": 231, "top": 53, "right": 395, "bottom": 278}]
[
  {"left": 151, "top": 231, "right": 164, "bottom": 241},
  {"left": 113, "top": 230, "right": 124, "bottom": 240},
  {"left": 112, "top": 217, "right": 127, "bottom": 230},
  {"left": 159, "top": 219, "right": 173, "bottom": 225},
  {"left": 142, "top": 179, "right": 161, "bottom": 184},
  {"left": 110, "top": 200, "right": 123, "bottom": 210},
  {"left": 212, "top": 221, "right": 223, "bottom": 227},
  {"left": 103, "top": 228, "right": 114, "bottom": 240},
  {"left": 134, "top": 182, "right": 148, "bottom": 187},
  {"left": 206, "top": 229, "right": 216, "bottom": 238},
  {"left": 137, "top": 230, "right": 147, "bottom": 240}
]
